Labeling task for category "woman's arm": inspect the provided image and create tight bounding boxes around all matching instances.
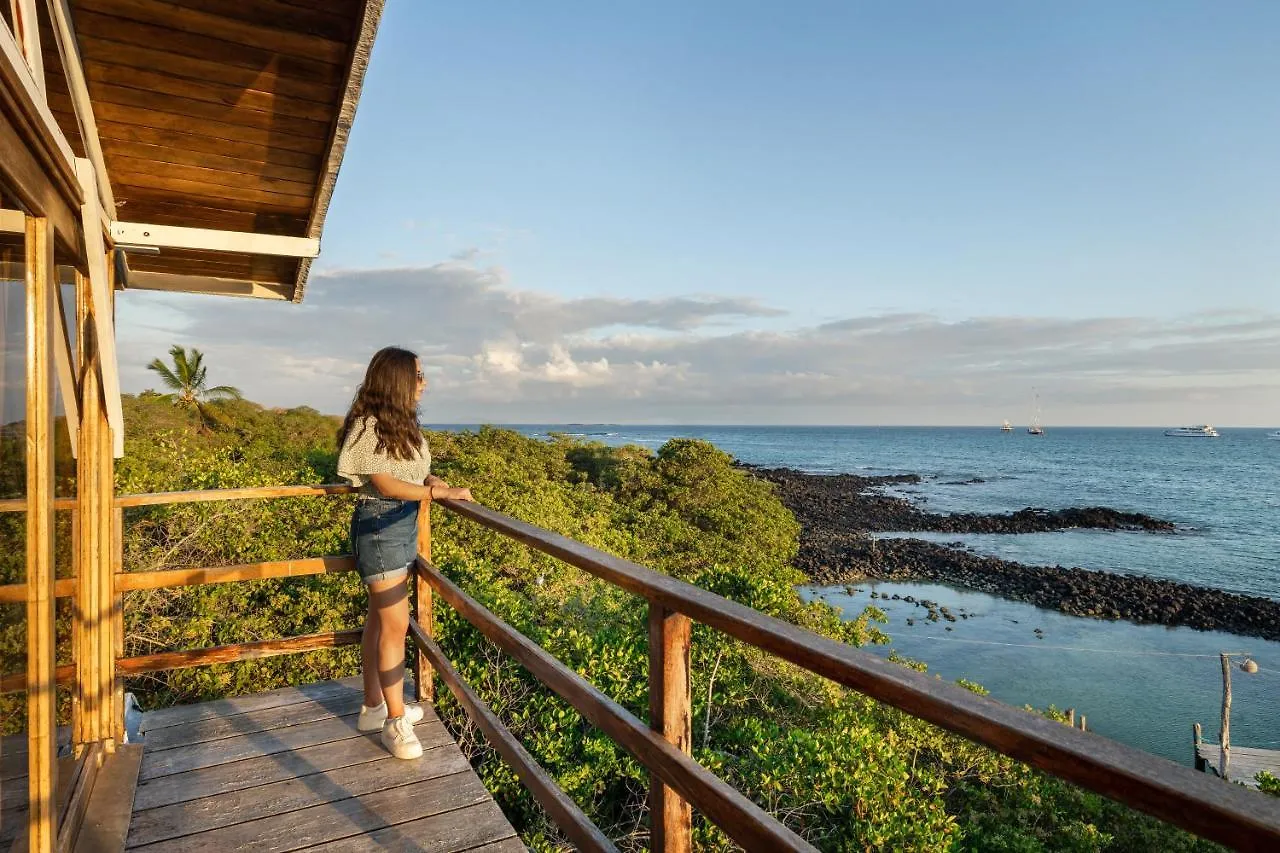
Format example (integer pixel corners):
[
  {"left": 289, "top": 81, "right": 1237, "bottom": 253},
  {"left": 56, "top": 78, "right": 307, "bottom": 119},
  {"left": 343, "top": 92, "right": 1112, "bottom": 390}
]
[{"left": 368, "top": 473, "right": 473, "bottom": 502}]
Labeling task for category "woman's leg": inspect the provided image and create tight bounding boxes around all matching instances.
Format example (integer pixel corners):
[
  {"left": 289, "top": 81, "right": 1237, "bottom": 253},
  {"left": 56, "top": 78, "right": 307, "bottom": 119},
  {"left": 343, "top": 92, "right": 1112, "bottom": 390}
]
[
  {"left": 361, "top": 592, "right": 383, "bottom": 708},
  {"left": 366, "top": 575, "right": 410, "bottom": 718}
]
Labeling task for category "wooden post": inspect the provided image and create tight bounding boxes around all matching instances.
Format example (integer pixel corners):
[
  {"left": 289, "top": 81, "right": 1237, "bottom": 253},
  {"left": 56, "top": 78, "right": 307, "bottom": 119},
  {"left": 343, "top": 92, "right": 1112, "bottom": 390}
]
[
  {"left": 111, "top": 506, "right": 123, "bottom": 744},
  {"left": 1078, "top": 715, "right": 1086, "bottom": 732},
  {"left": 412, "top": 497, "right": 434, "bottom": 703},
  {"left": 648, "top": 603, "right": 692, "bottom": 853},
  {"left": 74, "top": 269, "right": 100, "bottom": 749},
  {"left": 1219, "top": 653, "right": 1231, "bottom": 781},
  {"left": 1066, "top": 708, "right": 1075, "bottom": 728},
  {"left": 25, "top": 213, "right": 58, "bottom": 853},
  {"left": 74, "top": 262, "right": 118, "bottom": 751},
  {"left": 1194, "top": 722, "right": 1206, "bottom": 772}
]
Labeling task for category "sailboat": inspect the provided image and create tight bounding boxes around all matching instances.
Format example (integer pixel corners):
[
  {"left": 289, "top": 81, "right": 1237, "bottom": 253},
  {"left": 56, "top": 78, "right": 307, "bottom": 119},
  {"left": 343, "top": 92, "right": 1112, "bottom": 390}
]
[
  {"left": 1001, "top": 419, "right": 1013, "bottom": 432},
  {"left": 1027, "top": 391, "right": 1044, "bottom": 435}
]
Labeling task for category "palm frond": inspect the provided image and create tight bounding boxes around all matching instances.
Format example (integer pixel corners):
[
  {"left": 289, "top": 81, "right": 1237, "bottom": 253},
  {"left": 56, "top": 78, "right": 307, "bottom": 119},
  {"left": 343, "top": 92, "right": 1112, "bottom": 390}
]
[
  {"left": 205, "top": 385, "right": 243, "bottom": 400},
  {"left": 146, "top": 358, "right": 185, "bottom": 392}
]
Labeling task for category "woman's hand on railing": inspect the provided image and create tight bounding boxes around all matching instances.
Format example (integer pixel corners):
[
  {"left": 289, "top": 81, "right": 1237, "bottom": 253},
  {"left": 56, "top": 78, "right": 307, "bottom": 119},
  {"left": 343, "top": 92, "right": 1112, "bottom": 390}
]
[{"left": 426, "top": 480, "right": 474, "bottom": 502}]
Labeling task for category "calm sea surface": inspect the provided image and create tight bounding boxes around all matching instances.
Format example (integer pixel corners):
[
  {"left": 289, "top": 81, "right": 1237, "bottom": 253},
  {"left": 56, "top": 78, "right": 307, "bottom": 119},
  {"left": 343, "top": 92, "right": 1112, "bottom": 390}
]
[{"left": 438, "top": 425, "right": 1280, "bottom": 764}]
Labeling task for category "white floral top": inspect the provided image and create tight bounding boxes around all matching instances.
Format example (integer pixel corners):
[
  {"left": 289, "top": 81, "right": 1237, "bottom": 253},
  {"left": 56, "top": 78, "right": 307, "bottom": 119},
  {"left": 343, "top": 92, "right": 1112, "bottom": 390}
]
[{"left": 337, "top": 416, "right": 431, "bottom": 498}]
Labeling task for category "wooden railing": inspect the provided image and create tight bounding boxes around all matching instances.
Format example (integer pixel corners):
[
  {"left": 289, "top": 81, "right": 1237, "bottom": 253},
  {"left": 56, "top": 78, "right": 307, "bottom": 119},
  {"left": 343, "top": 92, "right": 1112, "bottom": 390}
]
[{"left": 3, "top": 483, "right": 1279, "bottom": 852}]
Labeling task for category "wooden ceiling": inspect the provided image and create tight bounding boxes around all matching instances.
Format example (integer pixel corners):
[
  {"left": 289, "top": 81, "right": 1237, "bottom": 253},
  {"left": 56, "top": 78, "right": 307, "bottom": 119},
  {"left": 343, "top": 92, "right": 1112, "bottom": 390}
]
[{"left": 34, "top": 0, "right": 384, "bottom": 301}]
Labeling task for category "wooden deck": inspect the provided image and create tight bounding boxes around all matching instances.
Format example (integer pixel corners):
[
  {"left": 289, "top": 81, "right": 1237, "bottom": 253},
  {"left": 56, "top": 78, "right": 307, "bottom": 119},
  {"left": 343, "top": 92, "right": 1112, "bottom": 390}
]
[
  {"left": 124, "top": 677, "right": 523, "bottom": 852},
  {"left": 1195, "top": 743, "right": 1280, "bottom": 789}
]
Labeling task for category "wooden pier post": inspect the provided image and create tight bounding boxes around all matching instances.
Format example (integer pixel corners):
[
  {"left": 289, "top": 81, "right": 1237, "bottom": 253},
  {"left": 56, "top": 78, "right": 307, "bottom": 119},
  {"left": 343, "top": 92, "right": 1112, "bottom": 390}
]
[
  {"left": 1066, "top": 708, "right": 1075, "bottom": 728},
  {"left": 648, "top": 604, "right": 692, "bottom": 853},
  {"left": 1193, "top": 722, "right": 1206, "bottom": 772},
  {"left": 1219, "top": 653, "right": 1231, "bottom": 781}
]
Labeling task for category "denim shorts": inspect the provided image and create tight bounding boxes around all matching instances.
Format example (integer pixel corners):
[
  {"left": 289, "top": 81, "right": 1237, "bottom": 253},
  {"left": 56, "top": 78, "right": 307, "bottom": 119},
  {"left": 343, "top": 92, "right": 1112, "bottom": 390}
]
[{"left": 350, "top": 497, "right": 419, "bottom": 584}]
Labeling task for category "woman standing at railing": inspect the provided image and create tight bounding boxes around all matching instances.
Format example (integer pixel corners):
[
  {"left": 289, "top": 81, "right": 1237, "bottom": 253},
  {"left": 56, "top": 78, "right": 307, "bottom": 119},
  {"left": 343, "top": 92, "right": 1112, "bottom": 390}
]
[{"left": 337, "top": 346, "right": 473, "bottom": 759}]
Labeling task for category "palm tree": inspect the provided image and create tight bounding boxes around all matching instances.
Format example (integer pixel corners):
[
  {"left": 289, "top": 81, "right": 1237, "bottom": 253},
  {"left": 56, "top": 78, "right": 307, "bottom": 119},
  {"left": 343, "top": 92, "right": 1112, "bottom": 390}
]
[{"left": 146, "top": 345, "right": 242, "bottom": 428}]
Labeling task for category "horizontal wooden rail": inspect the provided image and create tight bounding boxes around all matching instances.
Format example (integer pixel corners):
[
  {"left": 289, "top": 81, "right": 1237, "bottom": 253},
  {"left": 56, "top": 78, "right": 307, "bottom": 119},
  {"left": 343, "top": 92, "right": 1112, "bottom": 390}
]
[
  {"left": 0, "top": 578, "right": 76, "bottom": 604},
  {"left": 117, "top": 556, "right": 356, "bottom": 591},
  {"left": 116, "top": 629, "right": 363, "bottom": 677},
  {"left": 416, "top": 558, "right": 817, "bottom": 852},
  {"left": 438, "top": 499, "right": 1280, "bottom": 851},
  {"left": 0, "top": 663, "right": 75, "bottom": 694},
  {"left": 0, "top": 497, "right": 76, "bottom": 513},
  {"left": 113, "top": 484, "right": 356, "bottom": 508},
  {"left": 409, "top": 617, "right": 618, "bottom": 853}
]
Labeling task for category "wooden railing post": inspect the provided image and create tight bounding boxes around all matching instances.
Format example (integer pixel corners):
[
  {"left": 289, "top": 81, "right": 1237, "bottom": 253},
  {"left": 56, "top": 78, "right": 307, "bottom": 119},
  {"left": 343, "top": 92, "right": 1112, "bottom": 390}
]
[
  {"left": 73, "top": 261, "right": 119, "bottom": 752},
  {"left": 412, "top": 497, "right": 434, "bottom": 702},
  {"left": 648, "top": 603, "right": 692, "bottom": 853},
  {"left": 25, "top": 213, "right": 58, "bottom": 853}
]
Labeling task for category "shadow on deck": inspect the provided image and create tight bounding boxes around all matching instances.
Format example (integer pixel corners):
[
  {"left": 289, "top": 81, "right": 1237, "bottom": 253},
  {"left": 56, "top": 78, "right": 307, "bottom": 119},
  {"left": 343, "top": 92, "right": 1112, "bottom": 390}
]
[{"left": 124, "top": 677, "right": 522, "bottom": 852}]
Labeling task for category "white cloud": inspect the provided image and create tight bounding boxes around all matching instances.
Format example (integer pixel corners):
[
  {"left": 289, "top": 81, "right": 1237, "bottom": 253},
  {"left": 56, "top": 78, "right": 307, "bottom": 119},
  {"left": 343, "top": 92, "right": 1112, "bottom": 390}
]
[{"left": 112, "top": 257, "right": 1280, "bottom": 426}]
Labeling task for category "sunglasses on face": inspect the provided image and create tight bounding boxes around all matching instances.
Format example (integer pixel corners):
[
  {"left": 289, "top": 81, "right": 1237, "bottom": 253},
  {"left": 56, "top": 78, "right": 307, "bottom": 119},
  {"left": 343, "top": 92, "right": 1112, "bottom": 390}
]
[{"left": 416, "top": 371, "right": 425, "bottom": 381}]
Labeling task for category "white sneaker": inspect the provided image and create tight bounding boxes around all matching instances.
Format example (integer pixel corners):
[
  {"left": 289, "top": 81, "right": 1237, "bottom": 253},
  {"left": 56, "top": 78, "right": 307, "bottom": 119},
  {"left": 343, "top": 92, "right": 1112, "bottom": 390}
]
[
  {"left": 381, "top": 715, "right": 423, "bottom": 760},
  {"left": 357, "top": 701, "right": 424, "bottom": 732}
]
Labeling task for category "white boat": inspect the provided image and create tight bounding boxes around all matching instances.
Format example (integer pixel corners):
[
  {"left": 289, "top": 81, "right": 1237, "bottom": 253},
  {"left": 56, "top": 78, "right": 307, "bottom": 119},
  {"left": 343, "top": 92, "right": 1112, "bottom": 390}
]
[
  {"left": 1164, "top": 425, "right": 1220, "bottom": 437},
  {"left": 1001, "top": 420, "right": 1013, "bottom": 432},
  {"left": 1268, "top": 430, "right": 1280, "bottom": 440},
  {"left": 1027, "top": 391, "right": 1044, "bottom": 435}
]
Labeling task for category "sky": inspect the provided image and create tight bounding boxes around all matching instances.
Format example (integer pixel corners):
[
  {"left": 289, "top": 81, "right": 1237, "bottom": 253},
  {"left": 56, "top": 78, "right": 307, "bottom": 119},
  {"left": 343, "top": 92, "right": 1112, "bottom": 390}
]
[{"left": 115, "top": 0, "right": 1280, "bottom": 426}]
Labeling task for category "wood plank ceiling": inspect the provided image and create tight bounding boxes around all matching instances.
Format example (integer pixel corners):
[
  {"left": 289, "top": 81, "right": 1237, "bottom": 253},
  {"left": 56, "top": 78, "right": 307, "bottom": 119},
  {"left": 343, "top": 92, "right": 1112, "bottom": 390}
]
[{"left": 36, "top": 0, "right": 382, "bottom": 301}]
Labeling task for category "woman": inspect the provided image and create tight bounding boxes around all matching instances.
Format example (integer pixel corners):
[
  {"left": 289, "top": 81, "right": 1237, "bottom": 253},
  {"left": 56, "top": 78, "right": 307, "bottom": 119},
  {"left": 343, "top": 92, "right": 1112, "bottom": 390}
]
[{"left": 337, "top": 347, "right": 472, "bottom": 759}]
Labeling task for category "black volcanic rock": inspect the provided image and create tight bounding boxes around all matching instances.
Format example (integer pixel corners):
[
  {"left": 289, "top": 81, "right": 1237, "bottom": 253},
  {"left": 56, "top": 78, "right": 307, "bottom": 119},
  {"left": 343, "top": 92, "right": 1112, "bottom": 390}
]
[{"left": 743, "top": 465, "right": 1278, "bottom": 642}]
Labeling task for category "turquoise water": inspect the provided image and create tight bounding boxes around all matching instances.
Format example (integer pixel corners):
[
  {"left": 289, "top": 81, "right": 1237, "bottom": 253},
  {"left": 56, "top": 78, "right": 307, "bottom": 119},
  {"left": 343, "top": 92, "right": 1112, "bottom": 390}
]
[
  {"left": 800, "top": 581, "right": 1280, "bottom": 766},
  {"left": 439, "top": 425, "right": 1280, "bottom": 763}
]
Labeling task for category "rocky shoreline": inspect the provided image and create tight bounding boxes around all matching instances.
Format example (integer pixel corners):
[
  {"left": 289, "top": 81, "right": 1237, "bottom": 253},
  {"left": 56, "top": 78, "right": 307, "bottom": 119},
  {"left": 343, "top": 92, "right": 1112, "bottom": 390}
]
[{"left": 748, "top": 466, "right": 1280, "bottom": 642}]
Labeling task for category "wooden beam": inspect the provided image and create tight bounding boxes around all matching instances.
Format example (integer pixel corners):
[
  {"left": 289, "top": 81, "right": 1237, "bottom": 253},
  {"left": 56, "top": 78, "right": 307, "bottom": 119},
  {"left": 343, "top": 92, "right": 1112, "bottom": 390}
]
[
  {"left": 0, "top": 577, "right": 74, "bottom": 604},
  {"left": 116, "top": 556, "right": 355, "bottom": 591},
  {"left": 648, "top": 605, "right": 692, "bottom": 853},
  {"left": 0, "top": 207, "right": 24, "bottom": 232},
  {"left": 11, "top": 0, "right": 44, "bottom": 94},
  {"left": 113, "top": 483, "right": 355, "bottom": 508},
  {"left": 0, "top": 663, "right": 74, "bottom": 694},
  {"left": 0, "top": 495, "right": 74, "bottom": 512},
  {"left": 115, "top": 629, "right": 363, "bottom": 676},
  {"left": 110, "top": 222, "right": 319, "bottom": 258},
  {"left": 45, "top": 0, "right": 117, "bottom": 213},
  {"left": 121, "top": 270, "right": 292, "bottom": 300},
  {"left": 73, "top": 161, "right": 122, "bottom": 456},
  {"left": 26, "top": 212, "right": 58, "bottom": 853}
]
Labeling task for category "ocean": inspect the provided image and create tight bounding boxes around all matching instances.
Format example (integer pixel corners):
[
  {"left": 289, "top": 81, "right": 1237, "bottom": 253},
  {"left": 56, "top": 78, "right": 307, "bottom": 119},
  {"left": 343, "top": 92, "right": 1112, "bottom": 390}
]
[{"left": 442, "top": 425, "right": 1280, "bottom": 766}]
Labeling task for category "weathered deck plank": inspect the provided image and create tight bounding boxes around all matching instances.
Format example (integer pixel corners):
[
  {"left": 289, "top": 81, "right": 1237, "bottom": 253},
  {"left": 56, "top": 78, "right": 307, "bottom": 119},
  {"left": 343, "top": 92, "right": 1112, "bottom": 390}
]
[
  {"left": 73, "top": 744, "right": 143, "bottom": 853},
  {"left": 299, "top": 800, "right": 521, "bottom": 852},
  {"left": 124, "top": 677, "right": 520, "bottom": 852},
  {"left": 133, "top": 721, "right": 452, "bottom": 811},
  {"left": 1195, "top": 744, "right": 1280, "bottom": 788},
  {"left": 137, "top": 676, "right": 368, "bottom": 732},
  {"left": 128, "top": 738, "right": 469, "bottom": 845},
  {"left": 128, "top": 772, "right": 492, "bottom": 852}
]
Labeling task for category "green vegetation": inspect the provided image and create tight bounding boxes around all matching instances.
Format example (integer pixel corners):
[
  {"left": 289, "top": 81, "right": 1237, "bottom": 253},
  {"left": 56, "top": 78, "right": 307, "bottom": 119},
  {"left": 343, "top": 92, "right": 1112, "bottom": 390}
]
[
  {"left": 1259, "top": 772, "right": 1280, "bottom": 797},
  {"left": 1, "top": 394, "right": 1235, "bottom": 851}
]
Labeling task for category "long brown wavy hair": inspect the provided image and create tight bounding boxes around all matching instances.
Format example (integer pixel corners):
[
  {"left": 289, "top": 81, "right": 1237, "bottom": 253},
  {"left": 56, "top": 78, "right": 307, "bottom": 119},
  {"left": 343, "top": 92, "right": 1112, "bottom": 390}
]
[{"left": 337, "top": 347, "right": 424, "bottom": 461}]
